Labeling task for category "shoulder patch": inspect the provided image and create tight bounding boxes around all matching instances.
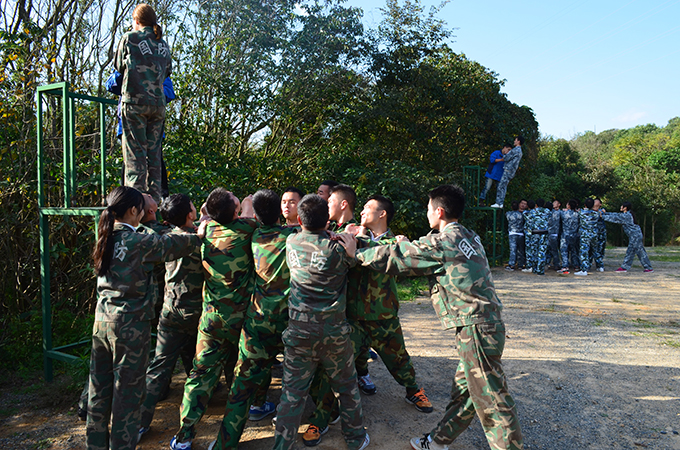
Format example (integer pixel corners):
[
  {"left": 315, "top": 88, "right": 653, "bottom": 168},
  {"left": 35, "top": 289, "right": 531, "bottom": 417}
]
[{"left": 458, "top": 239, "right": 478, "bottom": 259}]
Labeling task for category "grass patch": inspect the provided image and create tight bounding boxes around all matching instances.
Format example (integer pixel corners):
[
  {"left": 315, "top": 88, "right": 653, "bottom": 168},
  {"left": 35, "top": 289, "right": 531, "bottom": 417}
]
[
  {"left": 661, "top": 339, "right": 680, "bottom": 348},
  {"left": 649, "top": 255, "right": 680, "bottom": 262},
  {"left": 630, "top": 318, "right": 656, "bottom": 328},
  {"left": 593, "top": 319, "right": 605, "bottom": 326},
  {"left": 611, "top": 298, "right": 622, "bottom": 303},
  {"left": 397, "top": 277, "right": 429, "bottom": 302}
]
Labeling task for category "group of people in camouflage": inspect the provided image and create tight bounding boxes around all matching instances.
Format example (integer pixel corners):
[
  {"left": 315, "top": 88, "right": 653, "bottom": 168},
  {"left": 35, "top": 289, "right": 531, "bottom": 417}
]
[
  {"left": 504, "top": 197, "right": 653, "bottom": 276},
  {"left": 84, "top": 177, "right": 524, "bottom": 450}
]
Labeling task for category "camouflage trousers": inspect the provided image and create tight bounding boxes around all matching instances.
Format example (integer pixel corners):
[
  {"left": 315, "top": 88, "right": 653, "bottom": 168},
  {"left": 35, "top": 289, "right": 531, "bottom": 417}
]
[
  {"left": 216, "top": 316, "right": 287, "bottom": 449},
  {"left": 507, "top": 234, "right": 524, "bottom": 268},
  {"left": 430, "top": 322, "right": 523, "bottom": 450},
  {"left": 86, "top": 319, "right": 151, "bottom": 450},
  {"left": 495, "top": 173, "right": 514, "bottom": 206},
  {"left": 579, "top": 232, "right": 598, "bottom": 272},
  {"left": 545, "top": 234, "right": 561, "bottom": 268},
  {"left": 621, "top": 230, "right": 652, "bottom": 270},
  {"left": 591, "top": 231, "right": 606, "bottom": 270},
  {"left": 140, "top": 305, "right": 201, "bottom": 428},
  {"left": 560, "top": 234, "right": 580, "bottom": 270},
  {"left": 350, "top": 317, "right": 417, "bottom": 390},
  {"left": 273, "top": 320, "right": 365, "bottom": 450},
  {"left": 176, "top": 309, "right": 243, "bottom": 442},
  {"left": 121, "top": 103, "right": 165, "bottom": 203},
  {"left": 526, "top": 233, "right": 548, "bottom": 274}
]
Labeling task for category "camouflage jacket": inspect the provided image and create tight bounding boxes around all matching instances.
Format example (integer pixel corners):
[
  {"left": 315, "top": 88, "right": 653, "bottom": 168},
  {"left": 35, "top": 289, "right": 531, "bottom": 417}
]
[
  {"left": 579, "top": 209, "right": 599, "bottom": 236},
  {"left": 506, "top": 210, "right": 524, "bottom": 234},
  {"left": 329, "top": 218, "right": 357, "bottom": 233},
  {"left": 602, "top": 211, "right": 642, "bottom": 239},
  {"left": 286, "top": 229, "right": 355, "bottom": 324},
  {"left": 114, "top": 26, "right": 172, "bottom": 106},
  {"left": 95, "top": 223, "right": 200, "bottom": 322},
  {"left": 249, "top": 224, "right": 298, "bottom": 321},
  {"left": 201, "top": 219, "right": 257, "bottom": 315},
  {"left": 356, "top": 221, "right": 502, "bottom": 329},
  {"left": 561, "top": 209, "right": 579, "bottom": 236},
  {"left": 548, "top": 209, "right": 562, "bottom": 235},
  {"left": 346, "top": 230, "right": 400, "bottom": 321},
  {"left": 526, "top": 207, "right": 550, "bottom": 232},
  {"left": 138, "top": 219, "right": 171, "bottom": 306},
  {"left": 502, "top": 145, "right": 522, "bottom": 179},
  {"left": 164, "top": 226, "right": 203, "bottom": 312}
]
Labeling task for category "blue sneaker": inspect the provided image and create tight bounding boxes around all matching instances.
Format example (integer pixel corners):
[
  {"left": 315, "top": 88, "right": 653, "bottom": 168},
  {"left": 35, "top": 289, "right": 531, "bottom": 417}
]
[
  {"left": 249, "top": 401, "right": 276, "bottom": 421},
  {"left": 138, "top": 427, "right": 149, "bottom": 443},
  {"left": 358, "top": 374, "right": 377, "bottom": 395},
  {"left": 170, "top": 436, "right": 192, "bottom": 450}
]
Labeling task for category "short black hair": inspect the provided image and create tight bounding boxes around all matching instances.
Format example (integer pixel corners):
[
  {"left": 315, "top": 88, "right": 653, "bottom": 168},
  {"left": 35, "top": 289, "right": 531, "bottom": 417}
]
[
  {"left": 515, "top": 134, "right": 525, "bottom": 146},
  {"left": 367, "top": 194, "right": 395, "bottom": 225},
  {"left": 319, "top": 180, "right": 339, "bottom": 189},
  {"left": 526, "top": 200, "right": 536, "bottom": 209},
  {"left": 206, "top": 187, "right": 237, "bottom": 225},
  {"left": 252, "top": 189, "right": 281, "bottom": 226},
  {"left": 329, "top": 184, "right": 357, "bottom": 213},
  {"left": 536, "top": 198, "right": 545, "bottom": 208},
  {"left": 584, "top": 198, "right": 594, "bottom": 209},
  {"left": 428, "top": 184, "right": 465, "bottom": 220},
  {"left": 568, "top": 199, "right": 578, "bottom": 210},
  {"left": 283, "top": 186, "right": 304, "bottom": 199},
  {"left": 503, "top": 142, "right": 513, "bottom": 148},
  {"left": 297, "top": 194, "right": 329, "bottom": 230},
  {"left": 511, "top": 201, "right": 519, "bottom": 211},
  {"left": 160, "top": 193, "right": 193, "bottom": 227}
]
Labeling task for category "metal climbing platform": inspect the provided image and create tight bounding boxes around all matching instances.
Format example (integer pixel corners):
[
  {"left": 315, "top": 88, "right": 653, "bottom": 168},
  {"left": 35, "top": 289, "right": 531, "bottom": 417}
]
[{"left": 37, "top": 82, "right": 117, "bottom": 381}]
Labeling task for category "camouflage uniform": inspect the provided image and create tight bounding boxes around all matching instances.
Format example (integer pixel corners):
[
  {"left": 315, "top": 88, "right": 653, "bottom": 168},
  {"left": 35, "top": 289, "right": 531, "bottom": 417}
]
[
  {"left": 87, "top": 223, "right": 200, "bottom": 450},
  {"left": 356, "top": 222, "right": 523, "bottom": 450},
  {"left": 505, "top": 210, "right": 525, "bottom": 268},
  {"left": 115, "top": 26, "right": 172, "bottom": 203},
  {"left": 140, "top": 225, "right": 203, "bottom": 429},
  {"left": 215, "top": 224, "right": 297, "bottom": 449},
  {"left": 546, "top": 209, "right": 562, "bottom": 268},
  {"left": 527, "top": 207, "right": 550, "bottom": 275},
  {"left": 175, "top": 219, "right": 257, "bottom": 443},
  {"left": 495, "top": 145, "right": 522, "bottom": 206},
  {"left": 560, "top": 209, "right": 580, "bottom": 270},
  {"left": 593, "top": 212, "right": 607, "bottom": 270},
  {"left": 273, "top": 230, "right": 366, "bottom": 450},
  {"left": 602, "top": 211, "right": 652, "bottom": 271},
  {"left": 522, "top": 209, "right": 534, "bottom": 271},
  {"left": 348, "top": 230, "right": 419, "bottom": 389},
  {"left": 578, "top": 209, "right": 599, "bottom": 272}
]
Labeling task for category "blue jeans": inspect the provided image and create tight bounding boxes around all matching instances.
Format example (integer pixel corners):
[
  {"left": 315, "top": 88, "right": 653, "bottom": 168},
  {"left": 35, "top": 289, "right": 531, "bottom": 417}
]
[{"left": 479, "top": 178, "right": 495, "bottom": 200}]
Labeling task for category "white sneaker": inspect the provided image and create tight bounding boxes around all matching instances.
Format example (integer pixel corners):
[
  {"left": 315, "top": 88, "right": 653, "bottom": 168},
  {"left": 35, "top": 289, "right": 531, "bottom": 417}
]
[
  {"left": 489, "top": 203, "right": 503, "bottom": 208},
  {"left": 358, "top": 433, "right": 370, "bottom": 450},
  {"left": 574, "top": 270, "right": 588, "bottom": 276},
  {"left": 597, "top": 267, "right": 604, "bottom": 272},
  {"left": 521, "top": 268, "right": 533, "bottom": 273},
  {"left": 410, "top": 434, "right": 449, "bottom": 450}
]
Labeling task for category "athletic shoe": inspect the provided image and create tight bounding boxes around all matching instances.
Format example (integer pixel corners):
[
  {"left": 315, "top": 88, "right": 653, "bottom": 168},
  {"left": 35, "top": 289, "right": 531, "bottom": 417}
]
[
  {"left": 410, "top": 433, "right": 449, "bottom": 449},
  {"left": 358, "top": 433, "right": 370, "bottom": 450},
  {"left": 249, "top": 401, "right": 276, "bottom": 421},
  {"left": 77, "top": 407, "right": 87, "bottom": 421},
  {"left": 597, "top": 267, "right": 604, "bottom": 272},
  {"left": 369, "top": 348, "right": 379, "bottom": 360},
  {"left": 207, "top": 441, "right": 216, "bottom": 450},
  {"left": 615, "top": 267, "right": 627, "bottom": 273},
  {"left": 505, "top": 266, "right": 514, "bottom": 271},
  {"left": 489, "top": 203, "right": 503, "bottom": 209},
  {"left": 405, "top": 388, "right": 433, "bottom": 413},
  {"left": 521, "top": 268, "right": 533, "bottom": 273},
  {"left": 302, "top": 425, "right": 329, "bottom": 447},
  {"left": 170, "top": 436, "right": 192, "bottom": 450},
  {"left": 271, "top": 415, "right": 277, "bottom": 427},
  {"left": 138, "top": 427, "right": 149, "bottom": 442},
  {"left": 556, "top": 268, "right": 569, "bottom": 274},
  {"left": 574, "top": 271, "right": 588, "bottom": 276},
  {"left": 644, "top": 269, "right": 654, "bottom": 273},
  {"left": 329, "top": 407, "right": 341, "bottom": 425},
  {"left": 358, "top": 374, "right": 377, "bottom": 395}
]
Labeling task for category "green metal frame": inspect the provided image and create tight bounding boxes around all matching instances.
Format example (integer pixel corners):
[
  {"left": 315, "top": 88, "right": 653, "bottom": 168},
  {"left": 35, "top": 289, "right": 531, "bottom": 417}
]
[
  {"left": 37, "top": 82, "right": 117, "bottom": 381},
  {"left": 463, "top": 165, "right": 505, "bottom": 266}
]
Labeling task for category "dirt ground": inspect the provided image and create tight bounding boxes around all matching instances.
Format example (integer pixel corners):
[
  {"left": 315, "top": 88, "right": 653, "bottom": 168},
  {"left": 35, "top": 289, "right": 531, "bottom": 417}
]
[{"left": 1, "top": 246, "right": 679, "bottom": 450}]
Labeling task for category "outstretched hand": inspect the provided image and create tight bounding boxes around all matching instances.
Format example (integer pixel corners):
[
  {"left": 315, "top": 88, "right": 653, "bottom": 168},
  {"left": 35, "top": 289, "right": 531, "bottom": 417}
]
[
  {"left": 337, "top": 233, "right": 357, "bottom": 258},
  {"left": 196, "top": 220, "right": 208, "bottom": 239}
]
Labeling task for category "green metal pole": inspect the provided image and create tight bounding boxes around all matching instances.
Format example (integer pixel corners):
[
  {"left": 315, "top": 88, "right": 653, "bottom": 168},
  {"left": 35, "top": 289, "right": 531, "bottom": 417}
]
[
  {"left": 69, "top": 95, "right": 76, "bottom": 203},
  {"left": 62, "top": 82, "right": 71, "bottom": 207},
  {"left": 40, "top": 212, "right": 53, "bottom": 382},
  {"left": 99, "top": 102, "right": 107, "bottom": 203},
  {"left": 37, "top": 90, "right": 44, "bottom": 207}
]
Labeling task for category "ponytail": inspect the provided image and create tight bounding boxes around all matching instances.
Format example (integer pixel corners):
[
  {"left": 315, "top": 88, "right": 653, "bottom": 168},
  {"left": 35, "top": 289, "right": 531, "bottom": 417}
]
[
  {"left": 93, "top": 186, "right": 144, "bottom": 277},
  {"left": 133, "top": 4, "right": 162, "bottom": 40}
]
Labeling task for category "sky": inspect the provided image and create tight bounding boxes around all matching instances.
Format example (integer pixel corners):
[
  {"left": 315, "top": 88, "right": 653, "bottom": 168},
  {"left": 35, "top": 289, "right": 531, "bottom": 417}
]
[{"left": 344, "top": 0, "right": 680, "bottom": 139}]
